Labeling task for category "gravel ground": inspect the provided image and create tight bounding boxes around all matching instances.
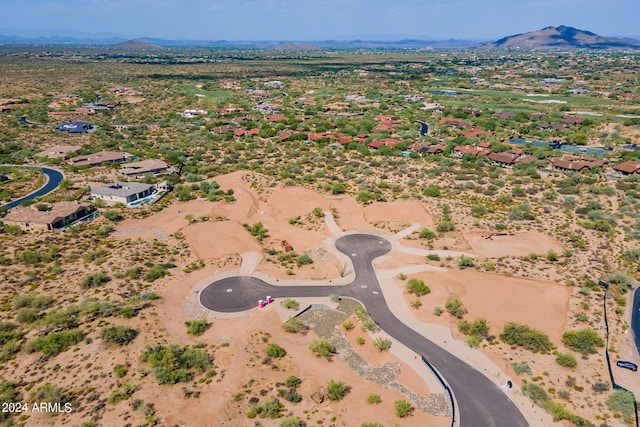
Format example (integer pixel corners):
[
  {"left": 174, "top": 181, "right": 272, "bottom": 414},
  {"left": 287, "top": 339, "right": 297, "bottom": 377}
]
[{"left": 298, "top": 299, "right": 449, "bottom": 416}]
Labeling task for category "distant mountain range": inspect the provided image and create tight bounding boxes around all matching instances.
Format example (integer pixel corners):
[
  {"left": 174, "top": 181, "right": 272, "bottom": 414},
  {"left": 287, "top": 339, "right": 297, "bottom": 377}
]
[
  {"left": 0, "top": 26, "right": 638, "bottom": 50},
  {"left": 480, "top": 25, "right": 640, "bottom": 50}
]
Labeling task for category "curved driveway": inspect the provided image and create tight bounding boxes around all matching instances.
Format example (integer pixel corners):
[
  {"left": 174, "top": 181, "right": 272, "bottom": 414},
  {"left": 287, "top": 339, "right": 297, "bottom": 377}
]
[
  {"left": 200, "top": 233, "right": 528, "bottom": 427},
  {"left": 1, "top": 166, "right": 64, "bottom": 210}
]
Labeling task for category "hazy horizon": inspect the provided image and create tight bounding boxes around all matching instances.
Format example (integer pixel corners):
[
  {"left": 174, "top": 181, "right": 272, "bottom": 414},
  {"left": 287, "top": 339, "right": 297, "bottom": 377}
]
[{"left": 1, "top": 0, "right": 639, "bottom": 42}]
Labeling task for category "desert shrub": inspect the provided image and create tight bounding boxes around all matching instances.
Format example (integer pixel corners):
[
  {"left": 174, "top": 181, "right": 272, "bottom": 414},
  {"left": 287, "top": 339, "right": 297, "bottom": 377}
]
[
  {"left": 410, "top": 299, "right": 422, "bottom": 309},
  {"left": 562, "top": 329, "right": 604, "bottom": 355},
  {"left": 342, "top": 320, "right": 355, "bottom": 330},
  {"left": 103, "top": 210, "right": 120, "bottom": 221},
  {"left": 247, "top": 397, "right": 283, "bottom": 419},
  {"left": 394, "top": 399, "right": 413, "bottom": 418},
  {"left": 32, "top": 383, "right": 67, "bottom": 405},
  {"left": 374, "top": 338, "right": 392, "bottom": 351},
  {"left": 419, "top": 228, "right": 436, "bottom": 239},
  {"left": 100, "top": 325, "right": 138, "bottom": 345},
  {"left": 243, "top": 222, "right": 268, "bottom": 242},
  {"left": 186, "top": 319, "right": 209, "bottom": 336},
  {"left": 140, "top": 344, "right": 212, "bottom": 384},
  {"left": 546, "top": 250, "right": 558, "bottom": 262},
  {"left": 327, "top": 380, "right": 346, "bottom": 401},
  {"left": 266, "top": 343, "right": 286, "bottom": 358},
  {"left": 281, "top": 317, "right": 306, "bottom": 334},
  {"left": 603, "top": 272, "right": 636, "bottom": 293},
  {"left": 285, "top": 375, "right": 301, "bottom": 388},
  {"left": 16, "top": 308, "right": 39, "bottom": 324},
  {"left": 114, "top": 364, "right": 128, "bottom": 378},
  {"left": 79, "top": 271, "right": 110, "bottom": 289},
  {"left": 354, "top": 306, "right": 379, "bottom": 332},
  {"left": 591, "top": 382, "right": 609, "bottom": 393},
  {"left": 406, "top": 278, "right": 430, "bottom": 296},
  {"left": 367, "top": 393, "right": 382, "bottom": 404},
  {"left": 512, "top": 362, "right": 532, "bottom": 375},
  {"left": 458, "top": 256, "right": 475, "bottom": 267},
  {"left": 144, "top": 265, "right": 166, "bottom": 282},
  {"left": 445, "top": 298, "right": 467, "bottom": 318},
  {"left": 295, "top": 254, "right": 313, "bottom": 266},
  {"left": 501, "top": 322, "right": 553, "bottom": 352},
  {"left": 13, "top": 294, "right": 52, "bottom": 310},
  {"left": 436, "top": 220, "right": 455, "bottom": 232},
  {"left": 309, "top": 339, "right": 335, "bottom": 360},
  {"left": 283, "top": 389, "right": 302, "bottom": 403},
  {"left": 281, "top": 298, "right": 299, "bottom": 310},
  {"left": 606, "top": 390, "right": 636, "bottom": 421},
  {"left": 361, "top": 423, "right": 383, "bottom": 427},
  {"left": 279, "top": 417, "right": 304, "bottom": 427},
  {"left": 427, "top": 253, "right": 440, "bottom": 261},
  {"left": 555, "top": 353, "right": 577, "bottom": 368},
  {"left": 26, "top": 329, "right": 84, "bottom": 356}
]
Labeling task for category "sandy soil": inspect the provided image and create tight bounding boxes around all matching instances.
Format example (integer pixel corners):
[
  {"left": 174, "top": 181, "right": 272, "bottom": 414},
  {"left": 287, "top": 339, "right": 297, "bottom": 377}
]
[
  {"left": 400, "top": 270, "right": 570, "bottom": 344},
  {"left": 461, "top": 230, "right": 565, "bottom": 258}
]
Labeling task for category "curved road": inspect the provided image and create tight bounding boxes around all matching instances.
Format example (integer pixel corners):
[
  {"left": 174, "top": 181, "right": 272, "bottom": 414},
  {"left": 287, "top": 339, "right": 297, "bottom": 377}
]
[
  {"left": 1, "top": 166, "right": 64, "bottom": 210},
  {"left": 632, "top": 286, "right": 640, "bottom": 356},
  {"left": 200, "top": 234, "right": 528, "bottom": 427}
]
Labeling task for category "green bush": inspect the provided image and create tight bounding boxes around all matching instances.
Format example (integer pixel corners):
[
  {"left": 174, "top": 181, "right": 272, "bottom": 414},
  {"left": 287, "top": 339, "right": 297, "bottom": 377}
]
[
  {"left": 16, "top": 308, "right": 39, "bottom": 324},
  {"left": 279, "top": 417, "right": 304, "bottom": 427},
  {"left": 281, "top": 317, "right": 306, "bottom": 334},
  {"left": 406, "top": 278, "right": 430, "bottom": 296},
  {"left": 114, "top": 364, "right": 128, "bottom": 378},
  {"left": 419, "top": 228, "right": 436, "bottom": 239},
  {"left": 433, "top": 306, "right": 443, "bottom": 316},
  {"left": 32, "top": 383, "right": 67, "bottom": 405},
  {"left": 373, "top": 338, "right": 392, "bottom": 351},
  {"left": 458, "top": 257, "right": 475, "bottom": 267},
  {"left": 266, "top": 343, "right": 286, "bottom": 358},
  {"left": 281, "top": 298, "right": 299, "bottom": 310},
  {"left": 103, "top": 210, "right": 120, "bottom": 221},
  {"left": 140, "top": 344, "right": 212, "bottom": 384},
  {"left": 26, "top": 329, "right": 84, "bottom": 356},
  {"left": 606, "top": 390, "right": 636, "bottom": 421},
  {"left": 445, "top": 298, "right": 468, "bottom": 318},
  {"left": 247, "top": 397, "right": 283, "bottom": 419},
  {"left": 327, "top": 380, "right": 346, "bottom": 401},
  {"left": 144, "top": 265, "right": 166, "bottom": 282},
  {"left": 100, "top": 325, "right": 138, "bottom": 345},
  {"left": 367, "top": 393, "right": 382, "bottom": 404},
  {"left": 79, "top": 271, "right": 110, "bottom": 289},
  {"left": 13, "top": 294, "right": 52, "bottom": 310},
  {"left": 436, "top": 220, "right": 455, "bottom": 232},
  {"left": 500, "top": 322, "right": 553, "bottom": 352},
  {"left": 512, "top": 362, "right": 532, "bottom": 375},
  {"left": 295, "top": 254, "right": 313, "bottom": 266},
  {"left": 555, "top": 352, "right": 577, "bottom": 368},
  {"left": 285, "top": 375, "right": 301, "bottom": 388},
  {"left": 309, "top": 339, "right": 335, "bottom": 360},
  {"left": 394, "top": 399, "right": 413, "bottom": 418},
  {"left": 561, "top": 329, "right": 604, "bottom": 355},
  {"left": 186, "top": 319, "right": 209, "bottom": 336}
]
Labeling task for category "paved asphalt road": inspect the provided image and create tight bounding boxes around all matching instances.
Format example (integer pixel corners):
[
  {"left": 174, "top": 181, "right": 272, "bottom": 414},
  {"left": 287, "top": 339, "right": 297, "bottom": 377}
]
[
  {"left": 1, "top": 166, "right": 64, "bottom": 210},
  {"left": 200, "top": 233, "right": 529, "bottom": 427},
  {"left": 632, "top": 286, "right": 640, "bottom": 357}
]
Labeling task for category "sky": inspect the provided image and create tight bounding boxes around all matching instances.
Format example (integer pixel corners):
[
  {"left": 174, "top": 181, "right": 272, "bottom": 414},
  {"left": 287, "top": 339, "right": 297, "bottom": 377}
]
[{"left": 1, "top": 0, "right": 639, "bottom": 41}]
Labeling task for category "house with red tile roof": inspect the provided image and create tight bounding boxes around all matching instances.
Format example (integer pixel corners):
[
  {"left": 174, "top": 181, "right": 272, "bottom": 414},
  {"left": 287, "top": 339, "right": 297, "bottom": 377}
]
[
  {"left": 265, "top": 114, "right": 288, "bottom": 122},
  {"left": 453, "top": 145, "right": 490, "bottom": 157},
  {"left": 550, "top": 155, "right": 605, "bottom": 172},
  {"left": 612, "top": 160, "right": 640, "bottom": 175}
]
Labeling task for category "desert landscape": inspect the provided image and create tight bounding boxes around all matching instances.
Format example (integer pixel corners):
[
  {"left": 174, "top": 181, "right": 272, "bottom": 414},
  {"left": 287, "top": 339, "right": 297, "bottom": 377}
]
[{"left": 0, "top": 38, "right": 639, "bottom": 427}]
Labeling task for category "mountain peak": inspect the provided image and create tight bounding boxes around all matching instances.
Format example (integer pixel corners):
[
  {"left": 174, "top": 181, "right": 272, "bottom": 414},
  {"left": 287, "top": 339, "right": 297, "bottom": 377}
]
[
  {"left": 481, "top": 26, "right": 640, "bottom": 50},
  {"left": 111, "top": 39, "right": 164, "bottom": 50}
]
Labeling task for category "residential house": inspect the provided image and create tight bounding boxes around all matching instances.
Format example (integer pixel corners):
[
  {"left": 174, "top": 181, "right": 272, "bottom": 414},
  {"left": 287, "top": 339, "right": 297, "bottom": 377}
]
[
  {"left": 550, "top": 156, "right": 605, "bottom": 172},
  {"left": 69, "top": 151, "right": 127, "bottom": 167},
  {"left": 612, "top": 160, "right": 640, "bottom": 175},
  {"left": 35, "top": 145, "right": 80, "bottom": 159},
  {"left": 453, "top": 145, "right": 490, "bottom": 157},
  {"left": 368, "top": 138, "right": 404, "bottom": 150},
  {"left": 91, "top": 182, "right": 156, "bottom": 205},
  {"left": 120, "top": 159, "right": 170, "bottom": 178},
  {"left": 413, "top": 143, "right": 446, "bottom": 155},
  {"left": 265, "top": 114, "right": 288, "bottom": 122},
  {"left": 3, "top": 201, "right": 93, "bottom": 231},
  {"left": 492, "top": 112, "right": 515, "bottom": 120},
  {"left": 55, "top": 121, "right": 94, "bottom": 134}
]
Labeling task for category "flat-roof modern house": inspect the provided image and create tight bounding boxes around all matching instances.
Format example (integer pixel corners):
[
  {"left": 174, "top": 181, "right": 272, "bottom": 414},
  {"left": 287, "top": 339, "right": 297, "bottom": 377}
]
[
  {"left": 69, "top": 151, "right": 128, "bottom": 167},
  {"left": 120, "top": 159, "right": 170, "bottom": 178},
  {"left": 55, "top": 121, "right": 95, "bottom": 134},
  {"left": 3, "top": 201, "right": 93, "bottom": 231},
  {"left": 91, "top": 182, "right": 155, "bottom": 205}
]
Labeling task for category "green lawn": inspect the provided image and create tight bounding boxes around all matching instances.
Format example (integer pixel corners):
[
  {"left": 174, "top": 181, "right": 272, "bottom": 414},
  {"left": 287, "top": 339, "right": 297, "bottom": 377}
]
[{"left": 182, "top": 85, "right": 233, "bottom": 104}]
